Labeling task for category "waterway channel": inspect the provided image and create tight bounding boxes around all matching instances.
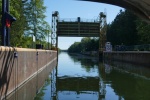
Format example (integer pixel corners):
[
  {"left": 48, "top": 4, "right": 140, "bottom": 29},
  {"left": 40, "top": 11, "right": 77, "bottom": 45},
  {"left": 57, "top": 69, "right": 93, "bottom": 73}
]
[{"left": 35, "top": 52, "right": 150, "bottom": 100}]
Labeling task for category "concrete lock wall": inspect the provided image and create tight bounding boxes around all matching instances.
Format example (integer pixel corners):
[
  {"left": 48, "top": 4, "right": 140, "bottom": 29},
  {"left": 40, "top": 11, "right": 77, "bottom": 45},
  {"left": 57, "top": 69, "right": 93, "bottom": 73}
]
[
  {"left": 103, "top": 51, "right": 150, "bottom": 66},
  {"left": 0, "top": 46, "right": 57, "bottom": 99}
]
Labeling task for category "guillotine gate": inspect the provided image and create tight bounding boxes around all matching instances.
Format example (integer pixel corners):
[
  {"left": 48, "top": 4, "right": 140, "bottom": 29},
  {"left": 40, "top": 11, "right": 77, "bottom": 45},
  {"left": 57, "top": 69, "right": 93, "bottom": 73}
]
[{"left": 51, "top": 11, "right": 107, "bottom": 51}]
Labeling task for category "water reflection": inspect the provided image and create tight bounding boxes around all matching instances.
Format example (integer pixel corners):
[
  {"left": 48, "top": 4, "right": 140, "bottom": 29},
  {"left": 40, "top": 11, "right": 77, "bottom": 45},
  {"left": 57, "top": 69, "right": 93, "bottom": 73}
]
[
  {"left": 55, "top": 53, "right": 102, "bottom": 100},
  {"left": 34, "top": 78, "right": 51, "bottom": 100},
  {"left": 35, "top": 52, "right": 150, "bottom": 100},
  {"left": 56, "top": 77, "right": 100, "bottom": 100},
  {"left": 68, "top": 53, "right": 99, "bottom": 73},
  {"left": 102, "top": 60, "right": 150, "bottom": 100}
]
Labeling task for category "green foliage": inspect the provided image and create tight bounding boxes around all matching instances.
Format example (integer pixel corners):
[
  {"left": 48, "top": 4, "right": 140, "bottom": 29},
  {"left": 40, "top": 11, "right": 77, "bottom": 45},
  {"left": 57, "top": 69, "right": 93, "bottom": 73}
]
[
  {"left": 136, "top": 19, "right": 150, "bottom": 44},
  {"left": 107, "top": 9, "right": 150, "bottom": 47},
  {"left": 68, "top": 37, "right": 99, "bottom": 53},
  {"left": 0, "top": 0, "right": 51, "bottom": 48},
  {"left": 107, "top": 10, "right": 138, "bottom": 46},
  {"left": 34, "top": 77, "right": 51, "bottom": 100}
]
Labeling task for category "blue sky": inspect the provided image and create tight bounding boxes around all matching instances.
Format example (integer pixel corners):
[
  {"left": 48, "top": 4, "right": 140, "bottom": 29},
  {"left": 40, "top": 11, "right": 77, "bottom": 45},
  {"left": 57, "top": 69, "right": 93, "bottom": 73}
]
[{"left": 44, "top": 0, "right": 123, "bottom": 50}]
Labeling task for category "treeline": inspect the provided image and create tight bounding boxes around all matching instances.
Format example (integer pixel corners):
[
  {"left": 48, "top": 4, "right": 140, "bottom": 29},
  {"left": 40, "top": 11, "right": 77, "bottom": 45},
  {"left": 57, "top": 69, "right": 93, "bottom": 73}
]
[
  {"left": 0, "top": 0, "right": 50, "bottom": 49},
  {"left": 107, "top": 9, "right": 150, "bottom": 46},
  {"left": 68, "top": 9, "right": 150, "bottom": 52},
  {"left": 68, "top": 37, "right": 99, "bottom": 53}
]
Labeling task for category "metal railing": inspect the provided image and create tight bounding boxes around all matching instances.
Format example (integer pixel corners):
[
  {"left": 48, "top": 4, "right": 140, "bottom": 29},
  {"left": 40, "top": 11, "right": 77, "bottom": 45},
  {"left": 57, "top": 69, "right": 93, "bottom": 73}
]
[
  {"left": 114, "top": 44, "right": 150, "bottom": 51},
  {"left": 58, "top": 18, "right": 99, "bottom": 23}
]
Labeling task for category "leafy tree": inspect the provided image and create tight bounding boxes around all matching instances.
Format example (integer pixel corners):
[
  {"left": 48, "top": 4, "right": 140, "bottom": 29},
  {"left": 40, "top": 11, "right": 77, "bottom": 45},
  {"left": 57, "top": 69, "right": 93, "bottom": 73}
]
[
  {"left": 136, "top": 19, "right": 150, "bottom": 44},
  {"left": 68, "top": 42, "right": 81, "bottom": 53},
  {"left": 24, "top": 0, "right": 47, "bottom": 42},
  {"left": 68, "top": 37, "right": 99, "bottom": 53},
  {"left": 0, "top": 0, "right": 51, "bottom": 48},
  {"left": 10, "top": 0, "right": 27, "bottom": 47},
  {"left": 107, "top": 10, "right": 138, "bottom": 46}
]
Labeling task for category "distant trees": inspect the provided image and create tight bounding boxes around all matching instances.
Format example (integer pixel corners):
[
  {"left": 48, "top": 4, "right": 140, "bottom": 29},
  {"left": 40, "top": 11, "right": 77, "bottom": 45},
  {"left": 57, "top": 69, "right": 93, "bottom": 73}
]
[
  {"left": 0, "top": 0, "right": 51, "bottom": 48},
  {"left": 68, "top": 37, "right": 99, "bottom": 53}
]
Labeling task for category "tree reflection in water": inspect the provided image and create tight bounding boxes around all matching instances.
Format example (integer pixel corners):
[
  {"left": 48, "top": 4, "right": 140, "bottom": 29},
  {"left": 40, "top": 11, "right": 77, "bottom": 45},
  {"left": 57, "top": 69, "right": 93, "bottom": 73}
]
[
  {"left": 35, "top": 52, "right": 150, "bottom": 100},
  {"left": 68, "top": 53, "right": 99, "bottom": 73},
  {"left": 101, "top": 60, "right": 150, "bottom": 100}
]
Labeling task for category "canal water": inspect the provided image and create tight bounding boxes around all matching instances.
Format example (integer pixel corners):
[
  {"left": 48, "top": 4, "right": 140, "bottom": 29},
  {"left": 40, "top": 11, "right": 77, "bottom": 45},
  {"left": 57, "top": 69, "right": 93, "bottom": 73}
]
[{"left": 35, "top": 52, "right": 150, "bottom": 100}]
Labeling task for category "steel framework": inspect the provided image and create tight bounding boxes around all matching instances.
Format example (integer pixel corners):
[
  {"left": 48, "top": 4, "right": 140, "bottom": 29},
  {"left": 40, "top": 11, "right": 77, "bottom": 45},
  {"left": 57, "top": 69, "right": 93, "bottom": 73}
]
[
  {"left": 51, "top": 11, "right": 59, "bottom": 50},
  {"left": 51, "top": 11, "right": 107, "bottom": 51},
  {"left": 99, "top": 12, "right": 107, "bottom": 51}
]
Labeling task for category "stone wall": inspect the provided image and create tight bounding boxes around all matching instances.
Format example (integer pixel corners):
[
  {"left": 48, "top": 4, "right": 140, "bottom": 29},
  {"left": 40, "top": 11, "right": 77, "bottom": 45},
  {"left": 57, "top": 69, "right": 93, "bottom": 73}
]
[{"left": 103, "top": 51, "right": 150, "bottom": 66}]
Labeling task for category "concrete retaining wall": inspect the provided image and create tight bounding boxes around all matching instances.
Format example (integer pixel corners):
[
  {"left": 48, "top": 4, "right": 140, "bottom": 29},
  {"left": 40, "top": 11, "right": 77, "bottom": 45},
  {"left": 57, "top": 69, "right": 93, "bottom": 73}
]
[
  {"left": 103, "top": 51, "right": 150, "bottom": 66},
  {"left": 0, "top": 46, "right": 57, "bottom": 99}
]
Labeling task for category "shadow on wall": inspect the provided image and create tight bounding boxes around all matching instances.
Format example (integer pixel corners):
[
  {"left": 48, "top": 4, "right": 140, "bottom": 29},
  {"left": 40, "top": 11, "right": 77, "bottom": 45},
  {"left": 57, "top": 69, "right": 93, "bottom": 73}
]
[
  {"left": 0, "top": 47, "right": 57, "bottom": 100},
  {"left": 0, "top": 47, "right": 17, "bottom": 99}
]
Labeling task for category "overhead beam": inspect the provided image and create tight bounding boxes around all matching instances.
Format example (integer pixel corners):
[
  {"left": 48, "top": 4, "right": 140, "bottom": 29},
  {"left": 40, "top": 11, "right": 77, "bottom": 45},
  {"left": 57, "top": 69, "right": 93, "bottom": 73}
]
[{"left": 79, "top": 0, "right": 150, "bottom": 23}]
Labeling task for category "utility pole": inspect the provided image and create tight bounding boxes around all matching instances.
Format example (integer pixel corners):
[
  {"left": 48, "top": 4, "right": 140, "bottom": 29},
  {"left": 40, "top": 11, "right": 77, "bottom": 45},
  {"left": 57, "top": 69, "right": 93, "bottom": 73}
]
[
  {"left": 2, "top": 0, "right": 7, "bottom": 46},
  {"left": 1, "top": 0, "right": 16, "bottom": 46}
]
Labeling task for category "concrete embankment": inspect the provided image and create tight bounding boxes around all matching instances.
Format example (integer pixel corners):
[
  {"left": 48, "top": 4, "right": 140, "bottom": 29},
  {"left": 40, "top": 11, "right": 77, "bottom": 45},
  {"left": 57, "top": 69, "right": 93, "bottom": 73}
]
[
  {"left": 103, "top": 51, "right": 150, "bottom": 66},
  {"left": 0, "top": 46, "right": 57, "bottom": 100}
]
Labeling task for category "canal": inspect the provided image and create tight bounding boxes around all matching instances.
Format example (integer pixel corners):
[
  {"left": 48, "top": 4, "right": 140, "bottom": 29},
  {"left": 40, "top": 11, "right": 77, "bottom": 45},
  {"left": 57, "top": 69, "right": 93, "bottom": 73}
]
[{"left": 35, "top": 52, "right": 150, "bottom": 100}]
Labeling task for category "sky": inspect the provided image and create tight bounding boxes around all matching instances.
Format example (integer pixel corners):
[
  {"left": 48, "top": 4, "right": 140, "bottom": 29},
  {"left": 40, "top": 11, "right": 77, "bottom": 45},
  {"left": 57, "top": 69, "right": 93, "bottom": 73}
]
[{"left": 44, "top": 0, "right": 123, "bottom": 50}]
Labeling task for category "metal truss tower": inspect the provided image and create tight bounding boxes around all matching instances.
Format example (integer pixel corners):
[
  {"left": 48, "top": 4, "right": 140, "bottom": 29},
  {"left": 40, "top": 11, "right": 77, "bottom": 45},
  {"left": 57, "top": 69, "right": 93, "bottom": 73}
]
[
  {"left": 51, "top": 11, "right": 106, "bottom": 52},
  {"left": 51, "top": 11, "right": 59, "bottom": 50},
  {"left": 51, "top": 67, "right": 57, "bottom": 100},
  {"left": 99, "top": 11, "right": 107, "bottom": 51}
]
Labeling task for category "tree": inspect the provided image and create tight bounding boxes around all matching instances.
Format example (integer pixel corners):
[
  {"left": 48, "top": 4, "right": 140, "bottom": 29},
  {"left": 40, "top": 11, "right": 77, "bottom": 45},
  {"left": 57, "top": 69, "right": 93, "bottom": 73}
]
[
  {"left": 107, "top": 10, "right": 138, "bottom": 46},
  {"left": 10, "top": 0, "right": 27, "bottom": 47},
  {"left": 136, "top": 19, "right": 150, "bottom": 44},
  {"left": 68, "top": 37, "right": 99, "bottom": 53},
  {"left": 68, "top": 42, "right": 81, "bottom": 53},
  {"left": 0, "top": 0, "right": 51, "bottom": 48}
]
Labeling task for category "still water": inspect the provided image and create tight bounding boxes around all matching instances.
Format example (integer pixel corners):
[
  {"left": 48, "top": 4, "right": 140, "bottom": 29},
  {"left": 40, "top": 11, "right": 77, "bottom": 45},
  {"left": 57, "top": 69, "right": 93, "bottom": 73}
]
[{"left": 35, "top": 52, "right": 150, "bottom": 100}]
